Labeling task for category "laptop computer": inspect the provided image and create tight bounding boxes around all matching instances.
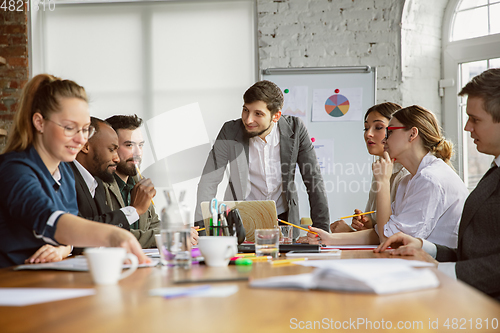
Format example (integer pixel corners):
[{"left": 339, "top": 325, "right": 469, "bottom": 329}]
[{"left": 200, "top": 200, "right": 278, "bottom": 243}]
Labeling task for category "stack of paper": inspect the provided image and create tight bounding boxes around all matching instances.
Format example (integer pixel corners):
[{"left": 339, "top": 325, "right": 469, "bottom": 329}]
[{"left": 250, "top": 259, "right": 439, "bottom": 295}]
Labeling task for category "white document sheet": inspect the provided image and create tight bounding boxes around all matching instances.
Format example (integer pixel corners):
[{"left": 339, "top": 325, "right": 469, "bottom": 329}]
[
  {"left": 13, "top": 257, "right": 159, "bottom": 271},
  {"left": 0, "top": 288, "right": 95, "bottom": 307}
]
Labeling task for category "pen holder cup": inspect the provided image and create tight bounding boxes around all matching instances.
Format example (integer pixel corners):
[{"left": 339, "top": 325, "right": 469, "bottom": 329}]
[{"left": 207, "top": 225, "right": 227, "bottom": 237}]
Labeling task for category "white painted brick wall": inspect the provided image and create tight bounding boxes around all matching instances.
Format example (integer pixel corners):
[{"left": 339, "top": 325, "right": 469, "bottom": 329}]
[
  {"left": 257, "top": 0, "right": 445, "bottom": 119},
  {"left": 401, "top": 0, "right": 448, "bottom": 120}
]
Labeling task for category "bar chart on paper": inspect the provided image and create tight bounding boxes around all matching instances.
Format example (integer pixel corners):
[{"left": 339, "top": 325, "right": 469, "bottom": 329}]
[{"left": 325, "top": 94, "right": 350, "bottom": 117}]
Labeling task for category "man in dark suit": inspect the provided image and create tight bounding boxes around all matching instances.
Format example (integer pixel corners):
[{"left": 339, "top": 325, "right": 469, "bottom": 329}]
[
  {"left": 375, "top": 68, "right": 500, "bottom": 301},
  {"left": 71, "top": 117, "right": 153, "bottom": 234},
  {"left": 195, "top": 80, "right": 330, "bottom": 234}
]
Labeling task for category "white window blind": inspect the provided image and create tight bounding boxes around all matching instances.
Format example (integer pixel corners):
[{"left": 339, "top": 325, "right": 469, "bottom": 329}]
[{"left": 30, "top": 0, "right": 257, "bottom": 222}]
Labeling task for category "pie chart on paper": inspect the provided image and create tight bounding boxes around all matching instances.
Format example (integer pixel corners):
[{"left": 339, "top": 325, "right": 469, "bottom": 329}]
[{"left": 325, "top": 94, "right": 350, "bottom": 117}]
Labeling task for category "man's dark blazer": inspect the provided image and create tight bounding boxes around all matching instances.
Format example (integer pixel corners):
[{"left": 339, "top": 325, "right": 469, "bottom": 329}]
[
  {"left": 195, "top": 115, "right": 330, "bottom": 232},
  {"left": 69, "top": 162, "right": 129, "bottom": 230},
  {"left": 436, "top": 165, "right": 500, "bottom": 301}
]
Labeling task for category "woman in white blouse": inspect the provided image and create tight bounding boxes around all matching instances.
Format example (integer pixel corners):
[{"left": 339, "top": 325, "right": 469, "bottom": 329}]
[
  {"left": 329, "top": 102, "right": 409, "bottom": 233},
  {"left": 309, "top": 105, "right": 468, "bottom": 247}
]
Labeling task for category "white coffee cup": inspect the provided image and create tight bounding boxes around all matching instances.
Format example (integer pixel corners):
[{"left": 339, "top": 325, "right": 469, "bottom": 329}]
[
  {"left": 197, "top": 236, "right": 237, "bottom": 267},
  {"left": 84, "top": 247, "right": 138, "bottom": 285}
]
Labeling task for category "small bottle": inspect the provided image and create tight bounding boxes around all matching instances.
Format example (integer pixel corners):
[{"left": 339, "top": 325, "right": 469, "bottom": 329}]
[{"left": 160, "top": 189, "right": 191, "bottom": 269}]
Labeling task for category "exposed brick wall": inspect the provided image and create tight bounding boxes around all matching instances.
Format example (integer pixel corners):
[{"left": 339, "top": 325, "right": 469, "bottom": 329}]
[
  {"left": 401, "top": 0, "right": 448, "bottom": 119},
  {"left": 257, "top": 0, "right": 446, "bottom": 118},
  {"left": 258, "top": 0, "right": 405, "bottom": 103},
  {"left": 0, "top": 8, "right": 29, "bottom": 151}
]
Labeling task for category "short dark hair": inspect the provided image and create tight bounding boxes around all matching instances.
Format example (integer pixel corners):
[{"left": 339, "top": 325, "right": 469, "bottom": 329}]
[
  {"left": 459, "top": 68, "right": 500, "bottom": 123},
  {"left": 89, "top": 117, "right": 111, "bottom": 139},
  {"left": 364, "top": 102, "right": 402, "bottom": 121},
  {"left": 243, "top": 80, "right": 284, "bottom": 116},
  {"left": 105, "top": 114, "right": 143, "bottom": 132}
]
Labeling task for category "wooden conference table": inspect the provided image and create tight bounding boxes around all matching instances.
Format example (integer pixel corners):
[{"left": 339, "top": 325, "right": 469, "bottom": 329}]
[{"left": 0, "top": 251, "right": 499, "bottom": 333}]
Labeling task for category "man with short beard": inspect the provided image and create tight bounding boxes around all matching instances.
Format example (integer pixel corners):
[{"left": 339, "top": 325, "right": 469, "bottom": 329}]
[
  {"left": 195, "top": 81, "right": 330, "bottom": 236},
  {"left": 98, "top": 115, "right": 159, "bottom": 248}
]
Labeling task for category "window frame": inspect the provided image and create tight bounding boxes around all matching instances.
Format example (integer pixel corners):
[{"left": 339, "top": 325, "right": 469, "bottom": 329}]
[{"left": 441, "top": 0, "right": 500, "bottom": 182}]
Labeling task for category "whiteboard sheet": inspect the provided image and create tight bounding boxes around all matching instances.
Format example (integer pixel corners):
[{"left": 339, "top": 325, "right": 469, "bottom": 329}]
[
  {"left": 312, "top": 88, "right": 363, "bottom": 122},
  {"left": 313, "top": 138, "right": 334, "bottom": 172},
  {"left": 281, "top": 85, "right": 308, "bottom": 119}
]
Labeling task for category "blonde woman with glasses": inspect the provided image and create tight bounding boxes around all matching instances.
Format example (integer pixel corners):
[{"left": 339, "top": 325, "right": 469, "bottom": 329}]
[{"left": 0, "top": 74, "right": 148, "bottom": 268}]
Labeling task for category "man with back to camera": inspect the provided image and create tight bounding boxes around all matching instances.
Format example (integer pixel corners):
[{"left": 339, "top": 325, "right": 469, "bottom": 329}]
[
  {"left": 195, "top": 80, "right": 330, "bottom": 237},
  {"left": 375, "top": 68, "right": 500, "bottom": 301}
]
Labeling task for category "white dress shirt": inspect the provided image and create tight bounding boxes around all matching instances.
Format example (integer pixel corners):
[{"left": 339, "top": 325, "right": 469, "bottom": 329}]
[
  {"left": 72, "top": 160, "right": 139, "bottom": 225},
  {"left": 246, "top": 122, "right": 287, "bottom": 215},
  {"left": 423, "top": 154, "right": 500, "bottom": 279},
  {"left": 73, "top": 160, "right": 98, "bottom": 198},
  {"left": 384, "top": 153, "right": 469, "bottom": 248}
]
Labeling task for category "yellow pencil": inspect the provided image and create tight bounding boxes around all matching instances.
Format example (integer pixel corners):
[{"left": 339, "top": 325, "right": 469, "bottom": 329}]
[
  {"left": 248, "top": 256, "right": 272, "bottom": 261},
  {"left": 338, "top": 210, "right": 375, "bottom": 220},
  {"left": 233, "top": 256, "right": 271, "bottom": 261},
  {"left": 234, "top": 253, "right": 258, "bottom": 257},
  {"left": 272, "top": 258, "right": 308, "bottom": 266},
  {"left": 135, "top": 166, "right": 155, "bottom": 206},
  {"left": 278, "top": 219, "right": 318, "bottom": 235},
  {"left": 197, "top": 228, "right": 205, "bottom": 232}
]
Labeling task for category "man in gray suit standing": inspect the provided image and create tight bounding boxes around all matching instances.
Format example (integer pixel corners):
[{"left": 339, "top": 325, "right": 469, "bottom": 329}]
[
  {"left": 375, "top": 68, "right": 500, "bottom": 301},
  {"left": 195, "top": 80, "right": 330, "bottom": 234}
]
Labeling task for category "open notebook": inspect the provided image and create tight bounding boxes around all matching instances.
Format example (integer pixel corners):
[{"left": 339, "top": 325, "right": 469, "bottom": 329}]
[
  {"left": 250, "top": 259, "right": 439, "bottom": 295},
  {"left": 200, "top": 200, "right": 278, "bottom": 242}
]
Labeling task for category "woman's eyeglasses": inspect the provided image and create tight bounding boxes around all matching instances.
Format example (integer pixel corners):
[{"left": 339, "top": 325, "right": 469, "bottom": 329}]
[
  {"left": 385, "top": 126, "right": 406, "bottom": 140},
  {"left": 45, "top": 118, "right": 95, "bottom": 139}
]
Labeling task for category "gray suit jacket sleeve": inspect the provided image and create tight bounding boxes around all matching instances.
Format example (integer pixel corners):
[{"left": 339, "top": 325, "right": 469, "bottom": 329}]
[
  {"left": 436, "top": 166, "right": 500, "bottom": 300},
  {"left": 194, "top": 122, "right": 233, "bottom": 224},
  {"left": 294, "top": 118, "right": 330, "bottom": 231},
  {"left": 435, "top": 244, "right": 458, "bottom": 262},
  {"left": 455, "top": 253, "right": 500, "bottom": 298},
  {"left": 437, "top": 244, "right": 500, "bottom": 298}
]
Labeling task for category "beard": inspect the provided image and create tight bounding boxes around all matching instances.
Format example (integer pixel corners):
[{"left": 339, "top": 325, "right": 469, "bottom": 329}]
[
  {"left": 116, "top": 158, "right": 139, "bottom": 177},
  {"left": 92, "top": 154, "right": 116, "bottom": 183},
  {"left": 243, "top": 121, "right": 273, "bottom": 138}
]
